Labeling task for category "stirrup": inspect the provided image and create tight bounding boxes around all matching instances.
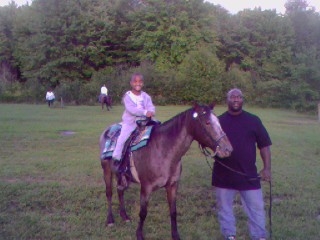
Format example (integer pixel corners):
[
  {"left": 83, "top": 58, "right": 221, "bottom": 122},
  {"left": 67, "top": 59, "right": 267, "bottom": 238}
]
[{"left": 110, "top": 158, "right": 121, "bottom": 173}]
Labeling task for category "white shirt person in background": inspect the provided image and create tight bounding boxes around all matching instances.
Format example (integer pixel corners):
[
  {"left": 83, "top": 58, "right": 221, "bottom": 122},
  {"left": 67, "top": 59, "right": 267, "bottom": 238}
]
[
  {"left": 45, "top": 88, "right": 55, "bottom": 107},
  {"left": 100, "top": 84, "right": 108, "bottom": 102}
]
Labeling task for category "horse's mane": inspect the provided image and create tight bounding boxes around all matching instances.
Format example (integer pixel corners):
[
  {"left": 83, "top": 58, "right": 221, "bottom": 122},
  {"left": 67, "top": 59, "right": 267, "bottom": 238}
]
[
  {"left": 155, "top": 108, "right": 192, "bottom": 134},
  {"left": 161, "top": 108, "right": 191, "bottom": 125}
]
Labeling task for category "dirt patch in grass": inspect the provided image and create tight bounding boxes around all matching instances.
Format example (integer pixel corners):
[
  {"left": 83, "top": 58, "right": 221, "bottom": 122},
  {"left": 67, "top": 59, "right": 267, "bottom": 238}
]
[{"left": 59, "top": 130, "right": 76, "bottom": 136}]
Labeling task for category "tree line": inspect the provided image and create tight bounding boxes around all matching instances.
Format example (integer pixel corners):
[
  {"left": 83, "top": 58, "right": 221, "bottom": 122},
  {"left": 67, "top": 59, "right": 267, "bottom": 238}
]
[{"left": 0, "top": 0, "right": 319, "bottom": 112}]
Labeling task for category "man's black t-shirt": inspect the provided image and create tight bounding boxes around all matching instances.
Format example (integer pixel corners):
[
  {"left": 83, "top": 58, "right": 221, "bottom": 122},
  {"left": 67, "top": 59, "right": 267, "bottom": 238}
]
[{"left": 212, "top": 111, "right": 272, "bottom": 190}]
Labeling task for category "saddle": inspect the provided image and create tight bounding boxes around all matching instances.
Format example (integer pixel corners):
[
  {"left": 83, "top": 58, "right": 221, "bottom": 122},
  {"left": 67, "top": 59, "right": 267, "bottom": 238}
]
[{"left": 101, "top": 118, "right": 160, "bottom": 181}]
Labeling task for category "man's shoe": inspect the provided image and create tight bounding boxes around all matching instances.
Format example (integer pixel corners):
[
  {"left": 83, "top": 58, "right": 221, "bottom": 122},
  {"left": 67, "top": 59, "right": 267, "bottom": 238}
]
[
  {"left": 110, "top": 158, "right": 121, "bottom": 173},
  {"left": 226, "top": 236, "right": 236, "bottom": 240}
]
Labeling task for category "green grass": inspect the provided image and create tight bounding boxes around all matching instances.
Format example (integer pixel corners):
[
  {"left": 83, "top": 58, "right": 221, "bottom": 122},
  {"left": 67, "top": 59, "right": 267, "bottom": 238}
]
[{"left": 0, "top": 103, "right": 319, "bottom": 240}]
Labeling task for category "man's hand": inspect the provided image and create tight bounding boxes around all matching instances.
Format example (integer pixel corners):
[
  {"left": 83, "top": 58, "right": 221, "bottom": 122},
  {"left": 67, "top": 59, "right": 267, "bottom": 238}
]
[{"left": 259, "top": 168, "right": 271, "bottom": 182}]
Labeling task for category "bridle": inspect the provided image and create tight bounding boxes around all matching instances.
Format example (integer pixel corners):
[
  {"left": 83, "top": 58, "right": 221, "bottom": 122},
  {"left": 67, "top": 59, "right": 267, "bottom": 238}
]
[
  {"left": 192, "top": 110, "right": 228, "bottom": 157},
  {"left": 193, "top": 109, "right": 273, "bottom": 240}
]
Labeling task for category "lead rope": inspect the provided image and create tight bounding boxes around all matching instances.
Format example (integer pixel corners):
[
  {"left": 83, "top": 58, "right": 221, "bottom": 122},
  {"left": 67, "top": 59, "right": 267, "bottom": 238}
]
[
  {"left": 268, "top": 180, "right": 272, "bottom": 240},
  {"left": 199, "top": 144, "right": 272, "bottom": 240}
]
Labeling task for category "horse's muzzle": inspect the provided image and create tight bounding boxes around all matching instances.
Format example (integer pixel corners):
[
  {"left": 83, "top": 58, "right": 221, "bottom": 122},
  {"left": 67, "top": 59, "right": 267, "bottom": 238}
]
[{"left": 215, "top": 137, "right": 233, "bottom": 158}]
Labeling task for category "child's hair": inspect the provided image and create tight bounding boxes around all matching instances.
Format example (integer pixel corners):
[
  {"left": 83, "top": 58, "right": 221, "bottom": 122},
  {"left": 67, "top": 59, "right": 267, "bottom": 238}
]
[{"left": 130, "top": 73, "right": 144, "bottom": 82}]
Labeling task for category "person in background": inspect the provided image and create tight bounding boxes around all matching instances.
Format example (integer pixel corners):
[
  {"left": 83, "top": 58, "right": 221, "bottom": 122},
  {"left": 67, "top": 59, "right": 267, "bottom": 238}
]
[
  {"left": 100, "top": 84, "right": 108, "bottom": 102},
  {"left": 110, "top": 73, "right": 155, "bottom": 175},
  {"left": 45, "top": 88, "right": 55, "bottom": 107},
  {"left": 212, "top": 88, "right": 272, "bottom": 240}
]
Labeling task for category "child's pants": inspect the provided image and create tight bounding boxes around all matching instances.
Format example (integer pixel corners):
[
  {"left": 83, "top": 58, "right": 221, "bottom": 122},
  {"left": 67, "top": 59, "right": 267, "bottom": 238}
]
[{"left": 112, "top": 123, "right": 136, "bottom": 160}]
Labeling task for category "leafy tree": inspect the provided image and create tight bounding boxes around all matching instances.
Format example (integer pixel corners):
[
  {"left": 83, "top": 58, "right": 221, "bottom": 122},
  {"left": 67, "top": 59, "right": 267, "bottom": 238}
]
[
  {"left": 0, "top": 0, "right": 319, "bottom": 111},
  {"left": 0, "top": 3, "right": 20, "bottom": 83},
  {"left": 176, "top": 47, "right": 224, "bottom": 103},
  {"left": 128, "top": 0, "right": 218, "bottom": 71},
  {"left": 284, "top": 0, "right": 320, "bottom": 111}
]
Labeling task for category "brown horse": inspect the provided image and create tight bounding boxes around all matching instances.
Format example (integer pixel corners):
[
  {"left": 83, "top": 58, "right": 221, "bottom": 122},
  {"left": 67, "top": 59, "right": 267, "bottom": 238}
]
[
  {"left": 99, "top": 102, "right": 233, "bottom": 240},
  {"left": 100, "top": 94, "right": 112, "bottom": 111}
]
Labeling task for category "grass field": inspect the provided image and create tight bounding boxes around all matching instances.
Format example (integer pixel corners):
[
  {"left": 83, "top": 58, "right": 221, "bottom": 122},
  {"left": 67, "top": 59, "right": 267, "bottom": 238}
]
[{"left": 0, "top": 103, "right": 319, "bottom": 240}]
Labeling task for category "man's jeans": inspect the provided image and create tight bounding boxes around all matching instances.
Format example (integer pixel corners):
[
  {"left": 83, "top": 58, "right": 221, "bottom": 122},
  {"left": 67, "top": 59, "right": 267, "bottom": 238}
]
[{"left": 215, "top": 187, "right": 267, "bottom": 239}]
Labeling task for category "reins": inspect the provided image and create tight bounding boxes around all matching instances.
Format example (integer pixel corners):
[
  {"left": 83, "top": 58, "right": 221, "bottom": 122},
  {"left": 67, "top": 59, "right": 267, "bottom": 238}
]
[{"left": 199, "top": 144, "right": 273, "bottom": 240}]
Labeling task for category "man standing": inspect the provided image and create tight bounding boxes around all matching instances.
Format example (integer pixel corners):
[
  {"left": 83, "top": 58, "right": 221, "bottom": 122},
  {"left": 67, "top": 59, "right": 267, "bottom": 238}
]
[
  {"left": 212, "top": 88, "right": 272, "bottom": 240},
  {"left": 45, "top": 88, "right": 55, "bottom": 107}
]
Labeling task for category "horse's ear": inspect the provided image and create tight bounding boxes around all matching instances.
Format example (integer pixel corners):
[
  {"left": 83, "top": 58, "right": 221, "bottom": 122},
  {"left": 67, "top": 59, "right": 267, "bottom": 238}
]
[{"left": 209, "top": 101, "right": 216, "bottom": 110}]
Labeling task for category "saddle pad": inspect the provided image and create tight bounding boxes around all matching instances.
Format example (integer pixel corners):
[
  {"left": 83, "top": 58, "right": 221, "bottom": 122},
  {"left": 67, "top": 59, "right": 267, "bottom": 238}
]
[
  {"left": 131, "top": 126, "right": 153, "bottom": 151},
  {"left": 101, "top": 124, "right": 154, "bottom": 159}
]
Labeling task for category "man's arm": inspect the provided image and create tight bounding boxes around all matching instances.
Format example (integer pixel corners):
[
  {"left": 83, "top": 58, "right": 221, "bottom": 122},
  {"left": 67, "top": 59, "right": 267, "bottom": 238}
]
[{"left": 259, "top": 146, "right": 271, "bottom": 182}]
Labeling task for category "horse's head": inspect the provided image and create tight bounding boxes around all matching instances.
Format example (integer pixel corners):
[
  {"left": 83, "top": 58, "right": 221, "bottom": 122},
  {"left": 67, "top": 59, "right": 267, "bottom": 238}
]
[{"left": 191, "top": 102, "right": 233, "bottom": 158}]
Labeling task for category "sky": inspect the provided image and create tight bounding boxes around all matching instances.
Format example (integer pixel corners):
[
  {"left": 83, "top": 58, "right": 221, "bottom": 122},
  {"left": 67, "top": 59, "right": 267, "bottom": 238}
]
[
  {"left": 0, "top": 0, "right": 31, "bottom": 7},
  {"left": 206, "top": 0, "right": 320, "bottom": 14},
  {"left": 0, "top": 0, "right": 320, "bottom": 14}
]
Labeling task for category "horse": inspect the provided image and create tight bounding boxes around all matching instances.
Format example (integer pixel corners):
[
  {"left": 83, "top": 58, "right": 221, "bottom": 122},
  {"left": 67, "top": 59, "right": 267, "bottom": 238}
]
[
  {"left": 99, "top": 102, "right": 233, "bottom": 240},
  {"left": 100, "top": 94, "right": 112, "bottom": 111}
]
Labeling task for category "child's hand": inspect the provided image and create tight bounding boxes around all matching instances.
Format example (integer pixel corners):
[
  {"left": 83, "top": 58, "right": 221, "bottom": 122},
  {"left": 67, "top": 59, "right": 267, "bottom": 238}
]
[{"left": 146, "top": 111, "right": 154, "bottom": 117}]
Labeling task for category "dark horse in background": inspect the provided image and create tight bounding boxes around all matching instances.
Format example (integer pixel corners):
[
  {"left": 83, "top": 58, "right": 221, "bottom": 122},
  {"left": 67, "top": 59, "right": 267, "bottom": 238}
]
[
  {"left": 99, "top": 102, "right": 233, "bottom": 240},
  {"left": 99, "top": 94, "right": 112, "bottom": 111}
]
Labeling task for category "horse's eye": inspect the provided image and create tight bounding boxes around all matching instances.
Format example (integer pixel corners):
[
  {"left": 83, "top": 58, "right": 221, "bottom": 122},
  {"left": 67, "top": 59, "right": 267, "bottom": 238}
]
[{"left": 202, "top": 111, "right": 206, "bottom": 115}]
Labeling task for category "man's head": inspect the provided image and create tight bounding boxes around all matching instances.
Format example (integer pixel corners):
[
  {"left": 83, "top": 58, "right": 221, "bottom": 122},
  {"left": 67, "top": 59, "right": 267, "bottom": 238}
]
[{"left": 227, "top": 88, "right": 243, "bottom": 115}]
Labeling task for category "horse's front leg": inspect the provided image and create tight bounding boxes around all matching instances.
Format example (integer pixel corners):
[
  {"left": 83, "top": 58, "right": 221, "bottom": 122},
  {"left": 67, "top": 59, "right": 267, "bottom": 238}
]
[
  {"left": 117, "top": 174, "right": 131, "bottom": 222},
  {"left": 101, "top": 161, "right": 114, "bottom": 226},
  {"left": 136, "top": 187, "right": 151, "bottom": 240},
  {"left": 166, "top": 181, "right": 181, "bottom": 240}
]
